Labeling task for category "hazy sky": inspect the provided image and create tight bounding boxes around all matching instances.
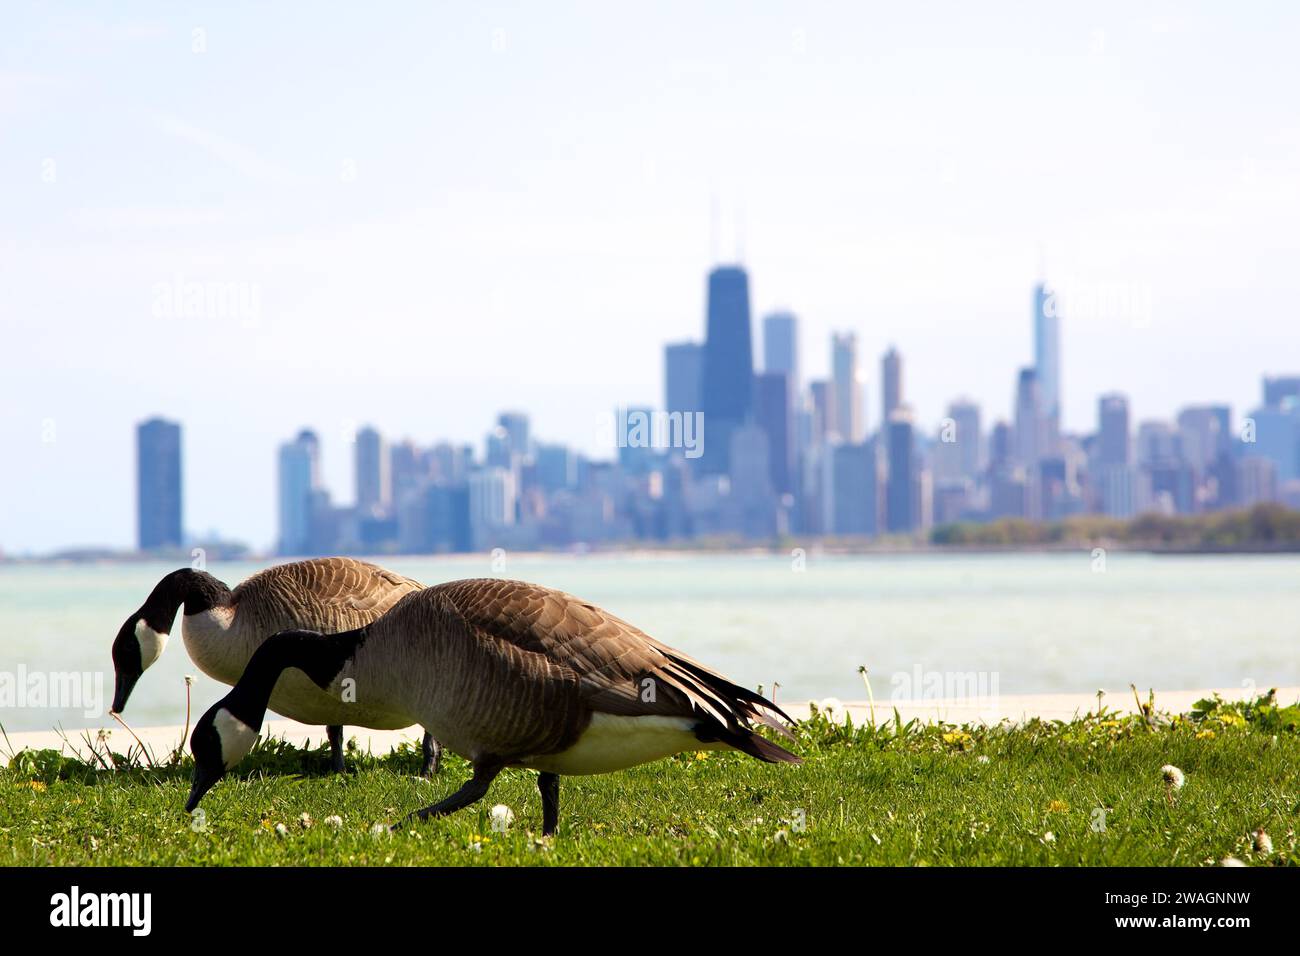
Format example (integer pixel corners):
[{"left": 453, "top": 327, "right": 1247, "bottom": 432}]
[{"left": 2, "top": 2, "right": 1298, "bottom": 553}]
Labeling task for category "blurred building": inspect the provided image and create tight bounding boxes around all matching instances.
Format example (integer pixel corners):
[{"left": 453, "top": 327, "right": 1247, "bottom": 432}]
[
  {"left": 136, "top": 417, "right": 182, "bottom": 551},
  {"left": 885, "top": 407, "right": 917, "bottom": 532},
  {"left": 762, "top": 311, "right": 799, "bottom": 394},
  {"left": 699, "top": 265, "right": 754, "bottom": 474},
  {"left": 831, "top": 332, "right": 864, "bottom": 442},
  {"left": 881, "top": 346, "right": 902, "bottom": 425},
  {"left": 1033, "top": 282, "right": 1061, "bottom": 450},
  {"left": 354, "top": 425, "right": 390, "bottom": 513},
  {"left": 278, "top": 429, "right": 321, "bottom": 556},
  {"left": 664, "top": 341, "right": 704, "bottom": 416}
]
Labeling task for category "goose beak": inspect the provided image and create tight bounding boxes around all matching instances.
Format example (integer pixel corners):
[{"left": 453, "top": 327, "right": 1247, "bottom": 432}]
[
  {"left": 185, "top": 764, "right": 222, "bottom": 813},
  {"left": 111, "top": 670, "right": 139, "bottom": 715}
]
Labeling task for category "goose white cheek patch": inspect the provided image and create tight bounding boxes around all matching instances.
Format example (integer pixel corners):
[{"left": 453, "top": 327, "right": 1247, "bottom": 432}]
[
  {"left": 213, "top": 708, "right": 259, "bottom": 769},
  {"left": 134, "top": 619, "right": 169, "bottom": 670}
]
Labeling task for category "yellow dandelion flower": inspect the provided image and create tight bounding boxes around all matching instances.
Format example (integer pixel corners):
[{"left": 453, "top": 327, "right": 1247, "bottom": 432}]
[{"left": 1046, "top": 800, "right": 1069, "bottom": 813}]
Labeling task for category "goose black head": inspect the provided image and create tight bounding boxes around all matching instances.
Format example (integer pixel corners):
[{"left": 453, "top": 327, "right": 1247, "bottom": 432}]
[
  {"left": 186, "top": 700, "right": 260, "bottom": 813},
  {"left": 110, "top": 614, "right": 169, "bottom": 714}
]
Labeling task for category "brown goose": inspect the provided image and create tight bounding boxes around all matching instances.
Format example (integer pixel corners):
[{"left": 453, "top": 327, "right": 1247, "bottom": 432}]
[
  {"left": 111, "top": 557, "right": 442, "bottom": 775},
  {"left": 184, "top": 578, "right": 800, "bottom": 833}
]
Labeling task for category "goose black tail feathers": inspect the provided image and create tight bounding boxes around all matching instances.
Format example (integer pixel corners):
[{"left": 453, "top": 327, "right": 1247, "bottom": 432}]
[{"left": 729, "top": 729, "right": 803, "bottom": 764}]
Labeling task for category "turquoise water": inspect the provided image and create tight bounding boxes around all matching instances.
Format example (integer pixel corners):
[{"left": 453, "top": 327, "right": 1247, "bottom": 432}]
[{"left": 0, "top": 552, "right": 1297, "bottom": 733}]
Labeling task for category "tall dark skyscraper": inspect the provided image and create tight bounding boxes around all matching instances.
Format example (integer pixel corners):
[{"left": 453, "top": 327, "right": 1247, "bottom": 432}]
[
  {"left": 136, "top": 417, "right": 182, "bottom": 551},
  {"left": 1098, "top": 393, "right": 1131, "bottom": 466},
  {"left": 753, "top": 371, "right": 794, "bottom": 495},
  {"left": 664, "top": 341, "right": 704, "bottom": 415},
  {"left": 885, "top": 408, "right": 916, "bottom": 533},
  {"left": 1034, "top": 282, "right": 1061, "bottom": 441},
  {"left": 882, "top": 346, "right": 902, "bottom": 423},
  {"left": 762, "top": 311, "right": 799, "bottom": 394},
  {"left": 699, "top": 265, "right": 754, "bottom": 473}
]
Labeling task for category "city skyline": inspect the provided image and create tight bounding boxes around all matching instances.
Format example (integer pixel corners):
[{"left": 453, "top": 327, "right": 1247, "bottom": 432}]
[
  {"left": 4, "top": 5, "right": 1299, "bottom": 552},
  {"left": 15, "top": 259, "right": 1300, "bottom": 558}
]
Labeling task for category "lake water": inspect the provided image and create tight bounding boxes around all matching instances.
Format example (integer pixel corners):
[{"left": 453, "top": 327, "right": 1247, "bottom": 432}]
[{"left": 1, "top": 552, "right": 1297, "bottom": 733}]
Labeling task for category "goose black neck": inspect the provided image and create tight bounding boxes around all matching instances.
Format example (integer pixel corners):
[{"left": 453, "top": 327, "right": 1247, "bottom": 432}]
[
  {"left": 139, "top": 569, "right": 232, "bottom": 633},
  {"left": 223, "top": 628, "right": 365, "bottom": 731}
]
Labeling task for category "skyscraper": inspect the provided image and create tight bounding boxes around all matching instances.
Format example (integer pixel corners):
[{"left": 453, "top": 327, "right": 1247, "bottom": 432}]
[
  {"left": 354, "top": 425, "right": 390, "bottom": 513},
  {"left": 1034, "top": 282, "right": 1061, "bottom": 443},
  {"left": 699, "top": 266, "right": 754, "bottom": 473},
  {"left": 881, "top": 346, "right": 902, "bottom": 423},
  {"left": 1177, "top": 406, "right": 1228, "bottom": 474},
  {"left": 762, "top": 312, "right": 799, "bottom": 394},
  {"left": 831, "top": 332, "right": 864, "bottom": 442},
  {"left": 885, "top": 408, "right": 916, "bottom": 533},
  {"left": 1263, "top": 375, "right": 1300, "bottom": 408},
  {"left": 468, "top": 466, "right": 517, "bottom": 549},
  {"left": 278, "top": 429, "right": 321, "bottom": 556},
  {"left": 809, "top": 379, "right": 836, "bottom": 444},
  {"left": 830, "top": 441, "right": 881, "bottom": 535},
  {"left": 664, "top": 341, "right": 704, "bottom": 415},
  {"left": 753, "top": 371, "right": 794, "bottom": 495},
  {"left": 1014, "top": 367, "right": 1044, "bottom": 466},
  {"left": 136, "top": 417, "right": 182, "bottom": 551},
  {"left": 497, "top": 411, "right": 532, "bottom": 461},
  {"left": 948, "top": 399, "right": 984, "bottom": 481},
  {"left": 1097, "top": 394, "right": 1131, "bottom": 466}
]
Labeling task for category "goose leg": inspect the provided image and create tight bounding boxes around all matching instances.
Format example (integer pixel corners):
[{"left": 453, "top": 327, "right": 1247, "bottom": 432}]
[
  {"left": 396, "top": 759, "right": 503, "bottom": 829},
  {"left": 420, "top": 731, "right": 442, "bottom": 776},
  {"left": 326, "top": 725, "right": 346, "bottom": 773},
  {"left": 538, "top": 771, "right": 560, "bottom": 836}
]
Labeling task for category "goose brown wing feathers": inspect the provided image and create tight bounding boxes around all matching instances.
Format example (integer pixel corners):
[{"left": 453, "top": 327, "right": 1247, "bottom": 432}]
[
  {"left": 431, "top": 578, "right": 794, "bottom": 736},
  {"left": 233, "top": 557, "right": 423, "bottom": 633}
]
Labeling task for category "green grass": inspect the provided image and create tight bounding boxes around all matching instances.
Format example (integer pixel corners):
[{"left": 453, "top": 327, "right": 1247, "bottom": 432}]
[{"left": 3, "top": 693, "right": 1299, "bottom": 866}]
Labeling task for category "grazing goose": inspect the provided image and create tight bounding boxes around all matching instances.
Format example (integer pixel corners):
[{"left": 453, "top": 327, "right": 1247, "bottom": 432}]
[
  {"left": 111, "top": 557, "right": 443, "bottom": 775},
  {"left": 185, "top": 578, "right": 800, "bottom": 834}
]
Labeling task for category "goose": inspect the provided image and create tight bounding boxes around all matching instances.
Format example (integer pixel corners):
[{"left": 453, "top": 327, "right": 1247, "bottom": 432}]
[
  {"left": 184, "top": 578, "right": 801, "bottom": 834},
  {"left": 110, "top": 557, "right": 443, "bottom": 775}
]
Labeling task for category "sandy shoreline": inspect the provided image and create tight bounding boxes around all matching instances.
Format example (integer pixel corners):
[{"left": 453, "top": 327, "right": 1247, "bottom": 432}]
[{"left": 4, "top": 685, "right": 1293, "bottom": 767}]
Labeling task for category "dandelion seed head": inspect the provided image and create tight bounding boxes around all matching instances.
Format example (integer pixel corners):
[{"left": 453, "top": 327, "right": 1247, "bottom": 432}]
[
  {"left": 818, "top": 697, "right": 846, "bottom": 721},
  {"left": 324, "top": 815, "right": 344, "bottom": 829},
  {"left": 274, "top": 823, "right": 289, "bottom": 838},
  {"left": 1160, "top": 764, "right": 1185, "bottom": 790}
]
